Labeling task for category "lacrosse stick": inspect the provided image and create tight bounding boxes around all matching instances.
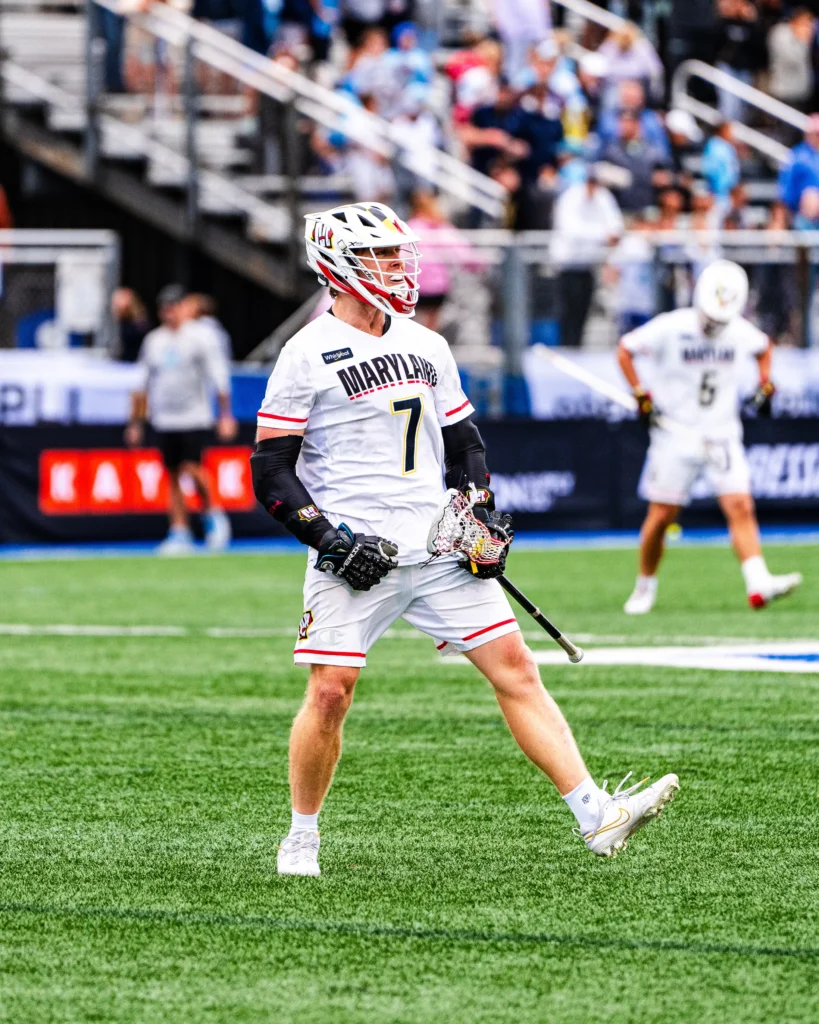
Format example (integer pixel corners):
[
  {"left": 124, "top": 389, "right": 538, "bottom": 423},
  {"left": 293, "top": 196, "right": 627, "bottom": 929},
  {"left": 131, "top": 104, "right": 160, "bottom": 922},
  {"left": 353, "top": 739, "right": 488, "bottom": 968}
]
[
  {"left": 534, "top": 347, "right": 693, "bottom": 439},
  {"left": 427, "top": 489, "right": 584, "bottom": 664}
]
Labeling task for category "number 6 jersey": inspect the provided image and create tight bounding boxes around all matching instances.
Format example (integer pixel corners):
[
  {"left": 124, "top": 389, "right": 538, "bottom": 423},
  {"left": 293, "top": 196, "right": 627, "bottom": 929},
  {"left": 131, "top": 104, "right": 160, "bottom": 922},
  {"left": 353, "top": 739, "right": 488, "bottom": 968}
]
[
  {"left": 257, "top": 312, "right": 475, "bottom": 565},
  {"left": 621, "top": 308, "right": 769, "bottom": 442}
]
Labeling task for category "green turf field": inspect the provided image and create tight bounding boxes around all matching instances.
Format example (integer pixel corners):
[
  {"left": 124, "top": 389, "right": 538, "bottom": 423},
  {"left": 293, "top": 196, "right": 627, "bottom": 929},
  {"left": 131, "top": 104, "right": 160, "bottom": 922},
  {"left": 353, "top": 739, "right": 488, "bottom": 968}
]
[{"left": 1, "top": 544, "right": 817, "bottom": 1023}]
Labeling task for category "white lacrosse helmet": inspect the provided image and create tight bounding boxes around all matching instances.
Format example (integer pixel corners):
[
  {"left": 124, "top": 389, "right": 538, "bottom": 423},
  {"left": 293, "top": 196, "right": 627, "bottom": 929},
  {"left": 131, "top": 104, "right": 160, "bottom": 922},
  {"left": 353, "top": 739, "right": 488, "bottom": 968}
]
[
  {"left": 693, "top": 259, "right": 749, "bottom": 326},
  {"left": 304, "top": 202, "right": 422, "bottom": 318}
]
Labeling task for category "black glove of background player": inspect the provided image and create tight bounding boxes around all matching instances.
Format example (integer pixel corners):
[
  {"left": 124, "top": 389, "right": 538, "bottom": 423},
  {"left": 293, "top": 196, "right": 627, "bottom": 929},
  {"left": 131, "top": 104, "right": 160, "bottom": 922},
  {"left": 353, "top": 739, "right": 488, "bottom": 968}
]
[
  {"left": 461, "top": 510, "right": 514, "bottom": 580},
  {"left": 748, "top": 380, "right": 775, "bottom": 418},
  {"left": 316, "top": 524, "right": 398, "bottom": 591},
  {"left": 633, "top": 387, "right": 654, "bottom": 428}
]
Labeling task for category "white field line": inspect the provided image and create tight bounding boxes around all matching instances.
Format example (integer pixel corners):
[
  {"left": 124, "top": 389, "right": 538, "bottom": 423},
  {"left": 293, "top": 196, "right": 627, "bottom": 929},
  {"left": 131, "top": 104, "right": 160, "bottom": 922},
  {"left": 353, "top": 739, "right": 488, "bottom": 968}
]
[{"left": 0, "top": 624, "right": 809, "bottom": 649}]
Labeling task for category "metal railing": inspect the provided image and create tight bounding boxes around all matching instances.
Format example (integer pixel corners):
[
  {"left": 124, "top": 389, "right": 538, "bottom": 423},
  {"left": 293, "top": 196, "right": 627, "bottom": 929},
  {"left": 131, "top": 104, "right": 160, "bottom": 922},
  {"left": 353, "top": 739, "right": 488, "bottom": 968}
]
[
  {"left": 90, "top": 0, "right": 506, "bottom": 219},
  {"left": 672, "top": 60, "right": 809, "bottom": 167}
]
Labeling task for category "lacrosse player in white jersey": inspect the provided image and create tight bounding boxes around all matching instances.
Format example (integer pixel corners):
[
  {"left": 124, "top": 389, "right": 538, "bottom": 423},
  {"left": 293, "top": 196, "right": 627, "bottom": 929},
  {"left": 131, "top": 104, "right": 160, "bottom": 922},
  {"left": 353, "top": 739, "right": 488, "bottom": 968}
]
[
  {"left": 618, "top": 258, "right": 803, "bottom": 615},
  {"left": 250, "top": 201, "right": 678, "bottom": 877}
]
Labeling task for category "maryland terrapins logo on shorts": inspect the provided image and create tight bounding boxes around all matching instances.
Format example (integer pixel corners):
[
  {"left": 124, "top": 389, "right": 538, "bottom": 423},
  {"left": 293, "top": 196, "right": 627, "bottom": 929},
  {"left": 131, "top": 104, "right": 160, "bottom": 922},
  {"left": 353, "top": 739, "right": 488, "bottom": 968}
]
[{"left": 298, "top": 610, "right": 314, "bottom": 641}]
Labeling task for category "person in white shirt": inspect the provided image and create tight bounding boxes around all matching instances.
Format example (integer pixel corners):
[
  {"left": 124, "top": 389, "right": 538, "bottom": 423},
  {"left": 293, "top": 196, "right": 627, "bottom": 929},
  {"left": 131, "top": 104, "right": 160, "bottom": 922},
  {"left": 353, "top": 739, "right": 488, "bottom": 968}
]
[
  {"left": 126, "top": 284, "right": 237, "bottom": 554},
  {"left": 617, "top": 259, "right": 803, "bottom": 614},
  {"left": 551, "top": 173, "right": 624, "bottom": 347},
  {"left": 252, "top": 200, "right": 678, "bottom": 877}
]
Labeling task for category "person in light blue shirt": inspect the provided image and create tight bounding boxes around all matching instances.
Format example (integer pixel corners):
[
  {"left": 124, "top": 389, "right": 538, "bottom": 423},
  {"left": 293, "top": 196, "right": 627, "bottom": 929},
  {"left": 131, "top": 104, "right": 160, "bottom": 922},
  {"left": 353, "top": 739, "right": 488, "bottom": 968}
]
[{"left": 702, "top": 122, "right": 740, "bottom": 200}]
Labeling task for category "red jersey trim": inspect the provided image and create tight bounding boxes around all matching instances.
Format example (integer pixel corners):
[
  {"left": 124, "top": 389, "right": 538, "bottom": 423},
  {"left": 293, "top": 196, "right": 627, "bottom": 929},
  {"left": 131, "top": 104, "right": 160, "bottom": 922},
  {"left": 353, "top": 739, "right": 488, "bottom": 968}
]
[
  {"left": 445, "top": 399, "right": 472, "bottom": 418},
  {"left": 294, "top": 648, "right": 366, "bottom": 658},
  {"left": 436, "top": 641, "right": 447, "bottom": 650},
  {"left": 462, "top": 618, "right": 517, "bottom": 642},
  {"left": 258, "top": 412, "right": 308, "bottom": 423}
]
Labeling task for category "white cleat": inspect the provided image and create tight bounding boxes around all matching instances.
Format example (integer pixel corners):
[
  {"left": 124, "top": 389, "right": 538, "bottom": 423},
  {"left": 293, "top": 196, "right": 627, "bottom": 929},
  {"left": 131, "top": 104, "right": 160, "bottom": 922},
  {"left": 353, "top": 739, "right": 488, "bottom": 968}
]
[
  {"left": 277, "top": 830, "right": 320, "bottom": 877},
  {"left": 577, "top": 772, "right": 680, "bottom": 859},
  {"left": 157, "top": 530, "right": 196, "bottom": 556},
  {"left": 623, "top": 579, "right": 657, "bottom": 615},
  {"left": 204, "top": 510, "right": 232, "bottom": 552},
  {"left": 748, "top": 572, "right": 803, "bottom": 610}
]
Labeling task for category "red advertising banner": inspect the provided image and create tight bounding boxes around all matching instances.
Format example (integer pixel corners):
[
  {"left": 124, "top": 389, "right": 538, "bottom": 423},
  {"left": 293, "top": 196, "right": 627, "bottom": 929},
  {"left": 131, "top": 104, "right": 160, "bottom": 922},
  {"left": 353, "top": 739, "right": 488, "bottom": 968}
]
[{"left": 39, "top": 447, "right": 256, "bottom": 515}]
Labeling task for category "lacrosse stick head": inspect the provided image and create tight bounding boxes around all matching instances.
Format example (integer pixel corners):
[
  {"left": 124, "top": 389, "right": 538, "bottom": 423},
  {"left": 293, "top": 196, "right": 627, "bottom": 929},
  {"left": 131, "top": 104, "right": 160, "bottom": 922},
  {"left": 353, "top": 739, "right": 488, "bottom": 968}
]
[{"left": 427, "top": 488, "right": 510, "bottom": 565}]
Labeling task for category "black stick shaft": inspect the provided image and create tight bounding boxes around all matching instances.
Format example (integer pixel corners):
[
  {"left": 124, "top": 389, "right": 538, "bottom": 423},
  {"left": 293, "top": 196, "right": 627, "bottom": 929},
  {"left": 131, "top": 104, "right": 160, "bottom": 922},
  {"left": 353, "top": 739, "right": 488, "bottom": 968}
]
[{"left": 498, "top": 575, "right": 584, "bottom": 663}]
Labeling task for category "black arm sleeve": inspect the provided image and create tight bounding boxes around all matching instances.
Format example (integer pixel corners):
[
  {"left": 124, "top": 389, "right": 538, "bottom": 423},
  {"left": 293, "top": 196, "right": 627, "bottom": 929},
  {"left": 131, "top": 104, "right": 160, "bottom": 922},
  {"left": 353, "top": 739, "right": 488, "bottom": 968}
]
[
  {"left": 250, "top": 436, "right": 333, "bottom": 549},
  {"left": 441, "top": 416, "right": 493, "bottom": 511}
]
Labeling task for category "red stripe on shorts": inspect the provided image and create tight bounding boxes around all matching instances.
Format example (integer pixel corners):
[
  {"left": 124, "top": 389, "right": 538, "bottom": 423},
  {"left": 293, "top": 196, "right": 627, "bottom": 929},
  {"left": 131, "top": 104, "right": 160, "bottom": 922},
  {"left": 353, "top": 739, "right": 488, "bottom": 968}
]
[
  {"left": 461, "top": 618, "right": 517, "bottom": 642},
  {"left": 294, "top": 648, "right": 365, "bottom": 658}
]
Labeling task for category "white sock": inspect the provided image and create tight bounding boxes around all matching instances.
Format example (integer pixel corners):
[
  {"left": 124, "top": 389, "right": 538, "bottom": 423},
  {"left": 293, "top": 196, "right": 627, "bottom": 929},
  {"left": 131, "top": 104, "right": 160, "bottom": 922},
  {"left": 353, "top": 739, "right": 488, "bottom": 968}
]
[
  {"left": 741, "top": 555, "right": 769, "bottom": 595},
  {"left": 290, "top": 809, "right": 318, "bottom": 833},
  {"left": 636, "top": 575, "right": 658, "bottom": 593},
  {"left": 563, "top": 777, "right": 605, "bottom": 836}
]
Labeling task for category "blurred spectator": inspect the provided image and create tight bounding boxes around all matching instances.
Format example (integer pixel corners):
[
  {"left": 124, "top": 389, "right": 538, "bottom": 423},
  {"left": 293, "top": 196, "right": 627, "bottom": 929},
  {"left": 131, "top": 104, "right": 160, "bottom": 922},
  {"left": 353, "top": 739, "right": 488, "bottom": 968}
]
[
  {"left": 597, "top": 22, "right": 664, "bottom": 105},
  {"left": 778, "top": 113, "right": 819, "bottom": 210},
  {"left": 367, "top": 22, "right": 433, "bottom": 120},
  {"left": 94, "top": 1, "right": 129, "bottom": 94},
  {"left": 715, "top": 0, "right": 767, "bottom": 123},
  {"left": 392, "top": 85, "right": 443, "bottom": 203},
  {"left": 493, "top": 0, "right": 551, "bottom": 79},
  {"left": 665, "top": 108, "right": 702, "bottom": 200},
  {"left": 184, "top": 293, "right": 233, "bottom": 359},
  {"left": 595, "top": 80, "right": 671, "bottom": 159},
  {"left": 460, "top": 80, "right": 529, "bottom": 179},
  {"left": 341, "top": 26, "right": 391, "bottom": 110},
  {"left": 526, "top": 37, "right": 581, "bottom": 112},
  {"left": 448, "top": 38, "right": 503, "bottom": 124},
  {"left": 600, "top": 109, "right": 672, "bottom": 212},
  {"left": 725, "top": 182, "right": 754, "bottom": 227},
  {"left": 754, "top": 200, "right": 799, "bottom": 344},
  {"left": 563, "top": 50, "right": 608, "bottom": 142},
  {"left": 125, "top": 284, "right": 236, "bottom": 554},
  {"left": 340, "top": 0, "right": 387, "bottom": 46},
  {"left": 405, "top": 190, "right": 480, "bottom": 331},
  {"left": 702, "top": 121, "right": 741, "bottom": 200},
  {"left": 656, "top": 187, "right": 684, "bottom": 228},
  {"left": 550, "top": 174, "right": 624, "bottom": 347},
  {"left": 768, "top": 7, "right": 816, "bottom": 111},
  {"left": 112, "top": 287, "right": 151, "bottom": 363},
  {"left": 794, "top": 185, "right": 819, "bottom": 227},
  {"left": 608, "top": 220, "right": 658, "bottom": 334}
]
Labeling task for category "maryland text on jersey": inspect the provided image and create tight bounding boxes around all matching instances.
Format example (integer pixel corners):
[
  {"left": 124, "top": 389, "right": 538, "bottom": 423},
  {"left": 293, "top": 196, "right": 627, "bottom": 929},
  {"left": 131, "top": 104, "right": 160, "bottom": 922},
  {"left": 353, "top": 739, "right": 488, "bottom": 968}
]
[
  {"left": 680, "top": 342, "right": 736, "bottom": 364},
  {"left": 336, "top": 352, "right": 439, "bottom": 400}
]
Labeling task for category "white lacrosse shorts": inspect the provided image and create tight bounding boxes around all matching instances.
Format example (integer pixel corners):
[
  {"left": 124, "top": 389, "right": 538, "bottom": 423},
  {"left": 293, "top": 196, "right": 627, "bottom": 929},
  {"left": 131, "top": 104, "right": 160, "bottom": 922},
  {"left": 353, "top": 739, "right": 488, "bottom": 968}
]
[
  {"left": 294, "top": 557, "right": 520, "bottom": 668},
  {"left": 639, "top": 431, "right": 751, "bottom": 507}
]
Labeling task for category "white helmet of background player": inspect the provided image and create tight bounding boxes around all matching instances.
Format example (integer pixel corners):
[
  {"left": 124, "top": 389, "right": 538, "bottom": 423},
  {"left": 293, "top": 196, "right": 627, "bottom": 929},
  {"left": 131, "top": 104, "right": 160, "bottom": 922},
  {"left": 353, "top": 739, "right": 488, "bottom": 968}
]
[
  {"left": 694, "top": 259, "right": 749, "bottom": 331},
  {"left": 304, "top": 202, "right": 422, "bottom": 317}
]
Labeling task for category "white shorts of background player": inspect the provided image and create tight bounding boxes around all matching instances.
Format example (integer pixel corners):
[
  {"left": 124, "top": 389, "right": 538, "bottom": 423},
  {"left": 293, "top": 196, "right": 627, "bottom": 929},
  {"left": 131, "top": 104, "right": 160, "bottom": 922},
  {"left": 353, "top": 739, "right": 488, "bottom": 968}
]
[
  {"left": 294, "top": 558, "right": 520, "bottom": 668},
  {"left": 638, "top": 431, "right": 751, "bottom": 508}
]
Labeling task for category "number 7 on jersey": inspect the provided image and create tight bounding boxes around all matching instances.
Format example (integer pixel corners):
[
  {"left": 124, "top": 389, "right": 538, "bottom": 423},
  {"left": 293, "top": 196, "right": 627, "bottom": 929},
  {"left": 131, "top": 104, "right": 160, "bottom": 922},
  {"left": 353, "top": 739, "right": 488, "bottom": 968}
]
[{"left": 391, "top": 395, "right": 424, "bottom": 474}]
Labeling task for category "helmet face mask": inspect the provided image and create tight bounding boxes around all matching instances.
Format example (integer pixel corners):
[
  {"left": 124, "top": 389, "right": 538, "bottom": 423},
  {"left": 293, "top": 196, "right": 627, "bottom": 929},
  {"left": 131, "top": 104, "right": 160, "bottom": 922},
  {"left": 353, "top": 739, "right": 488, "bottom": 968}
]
[{"left": 305, "top": 202, "right": 422, "bottom": 317}]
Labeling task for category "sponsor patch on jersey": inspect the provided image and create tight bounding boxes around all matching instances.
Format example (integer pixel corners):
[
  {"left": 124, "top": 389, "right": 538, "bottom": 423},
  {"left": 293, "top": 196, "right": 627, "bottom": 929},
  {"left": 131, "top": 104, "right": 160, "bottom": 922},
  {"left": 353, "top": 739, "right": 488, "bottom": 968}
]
[
  {"left": 322, "top": 347, "right": 354, "bottom": 364},
  {"left": 298, "top": 610, "right": 313, "bottom": 641},
  {"left": 297, "top": 504, "right": 321, "bottom": 521}
]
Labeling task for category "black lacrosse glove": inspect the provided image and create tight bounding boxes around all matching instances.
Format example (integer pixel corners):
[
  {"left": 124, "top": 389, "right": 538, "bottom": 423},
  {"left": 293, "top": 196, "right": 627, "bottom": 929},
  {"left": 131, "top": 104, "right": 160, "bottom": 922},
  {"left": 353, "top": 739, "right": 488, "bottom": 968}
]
[
  {"left": 633, "top": 387, "right": 654, "bottom": 428},
  {"left": 316, "top": 524, "right": 398, "bottom": 591},
  {"left": 461, "top": 511, "right": 514, "bottom": 580},
  {"left": 748, "top": 380, "right": 775, "bottom": 418}
]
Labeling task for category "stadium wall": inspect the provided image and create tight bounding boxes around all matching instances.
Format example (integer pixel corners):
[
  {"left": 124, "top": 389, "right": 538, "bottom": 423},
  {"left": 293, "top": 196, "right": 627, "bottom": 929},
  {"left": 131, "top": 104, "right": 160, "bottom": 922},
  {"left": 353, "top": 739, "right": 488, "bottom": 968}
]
[{"left": 2, "top": 420, "right": 819, "bottom": 543}]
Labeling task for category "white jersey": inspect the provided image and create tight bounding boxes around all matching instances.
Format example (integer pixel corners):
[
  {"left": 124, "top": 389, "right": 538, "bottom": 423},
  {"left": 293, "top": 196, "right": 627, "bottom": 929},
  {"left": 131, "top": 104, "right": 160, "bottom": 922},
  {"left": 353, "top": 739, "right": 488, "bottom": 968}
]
[
  {"left": 257, "top": 312, "right": 475, "bottom": 566},
  {"left": 621, "top": 308, "right": 768, "bottom": 441},
  {"left": 139, "top": 321, "right": 230, "bottom": 432}
]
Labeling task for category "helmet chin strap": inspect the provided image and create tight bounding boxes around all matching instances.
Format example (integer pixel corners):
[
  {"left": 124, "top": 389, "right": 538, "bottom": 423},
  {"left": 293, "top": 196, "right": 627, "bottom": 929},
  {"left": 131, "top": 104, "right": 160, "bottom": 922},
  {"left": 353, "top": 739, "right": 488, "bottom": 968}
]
[{"left": 699, "top": 311, "right": 728, "bottom": 338}]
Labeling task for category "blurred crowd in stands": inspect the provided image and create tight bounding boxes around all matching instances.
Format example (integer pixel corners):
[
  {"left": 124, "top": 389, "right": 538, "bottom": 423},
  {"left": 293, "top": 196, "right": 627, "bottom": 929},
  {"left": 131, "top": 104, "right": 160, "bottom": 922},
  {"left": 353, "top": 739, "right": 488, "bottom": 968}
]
[{"left": 80, "top": 2, "right": 819, "bottom": 348}]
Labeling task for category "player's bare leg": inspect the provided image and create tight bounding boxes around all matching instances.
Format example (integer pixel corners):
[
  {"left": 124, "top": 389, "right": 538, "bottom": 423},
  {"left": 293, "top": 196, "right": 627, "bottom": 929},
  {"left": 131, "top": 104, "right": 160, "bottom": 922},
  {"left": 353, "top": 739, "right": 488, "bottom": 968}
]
[
  {"left": 158, "top": 469, "right": 196, "bottom": 555},
  {"left": 624, "top": 502, "right": 679, "bottom": 614},
  {"left": 466, "top": 632, "right": 588, "bottom": 793},
  {"left": 278, "top": 665, "right": 358, "bottom": 876},
  {"left": 466, "top": 631, "right": 678, "bottom": 857},
  {"left": 719, "top": 493, "right": 802, "bottom": 608},
  {"left": 181, "top": 460, "right": 231, "bottom": 551}
]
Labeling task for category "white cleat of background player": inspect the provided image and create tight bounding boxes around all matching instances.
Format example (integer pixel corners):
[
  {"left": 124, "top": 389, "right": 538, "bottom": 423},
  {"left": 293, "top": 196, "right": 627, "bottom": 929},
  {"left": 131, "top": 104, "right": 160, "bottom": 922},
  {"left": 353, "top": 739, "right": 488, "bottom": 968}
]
[
  {"left": 278, "top": 830, "right": 321, "bottom": 877},
  {"left": 577, "top": 772, "right": 680, "bottom": 858},
  {"left": 623, "top": 576, "right": 658, "bottom": 615}
]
